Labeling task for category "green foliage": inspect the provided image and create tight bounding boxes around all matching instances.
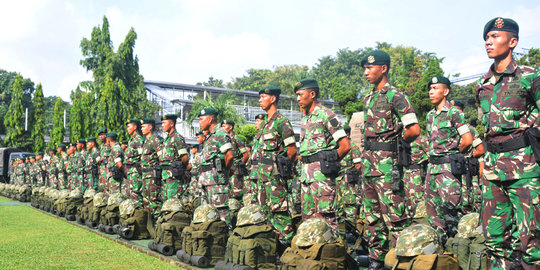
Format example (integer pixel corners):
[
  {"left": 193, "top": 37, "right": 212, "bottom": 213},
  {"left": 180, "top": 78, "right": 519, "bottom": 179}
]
[
  {"left": 410, "top": 57, "right": 444, "bottom": 129},
  {"left": 517, "top": 48, "right": 540, "bottom": 69},
  {"left": 49, "top": 97, "right": 65, "bottom": 148},
  {"left": 186, "top": 91, "right": 246, "bottom": 128},
  {"left": 0, "top": 70, "right": 34, "bottom": 135},
  {"left": 31, "top": 83, "right": 45, "bottom": 152},
  {"left": 227, "top": 65, "right": 309, "bottom": 96},
  {"left": 69, "top": 88, "right": 84, "bottom": 142},
  {"left": 3, "top": 74, "right": 25, "bottom": 147},
  {"left": 197, "top": 76, "right": 225, "bottom": 88},
  {"left": 236, "top": 124, "right": 258, "bottom": 144}
]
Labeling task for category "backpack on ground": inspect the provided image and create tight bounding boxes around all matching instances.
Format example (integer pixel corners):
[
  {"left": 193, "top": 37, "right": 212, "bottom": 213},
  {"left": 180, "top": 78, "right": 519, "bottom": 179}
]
[
  {"left": 99, "top": 193, "right": 124, "bottom": 234},
  {"left": 115, "top": 199, "right": 152, "bottom": 240},
  {"left": 445, "top": 213, "right": 487, "bottom": 270},
  {"left": 148, "top": 198, "right": 192, "bottom": 256}
]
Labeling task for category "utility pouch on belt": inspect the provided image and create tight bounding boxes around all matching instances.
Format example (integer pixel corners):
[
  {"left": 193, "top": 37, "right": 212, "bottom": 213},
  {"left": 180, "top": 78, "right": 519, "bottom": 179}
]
[
  {"left": 449, "top": 153, "right": 467, "bottom": 176},
  {"left": 526, "top": 128, "right": 540, "bottom": 166},
  {"left": 275, "top": 155, "right": 294, "bottom": 179},
  {"left": 397, "top": 137, "right": 411, "bottom": 167},
  {"left": 110, "top": 166, "right": 123, "bottom": 181},
  {"left": 153, "top": 166, "right": 162, "bottom": 182},
  {"left": 466, "top": 158, "right": 479, "bottom": 189},
  {"left": 319, "top": 150, "right": 340, "bottom": 177},
  {"left": 235, "top": 162, "right": 249, "bottom": 177},
  {"left": 171, "top": 161, "right": 184, "bottom": 179},
  {"left": 346, "top": 169, "right": 360, "bottom": 184}
]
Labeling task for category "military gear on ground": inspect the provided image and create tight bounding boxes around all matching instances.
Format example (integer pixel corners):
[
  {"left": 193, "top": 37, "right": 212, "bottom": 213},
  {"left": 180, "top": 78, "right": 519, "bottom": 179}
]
[
  {"left": 98, "top": 193, "right": 124, "bottom": 234},
  {"left": 220, "top": 222, "right": 276, "bottom": 269},
  {"left": 446, "top": 213, "right": 487, "bottom": 270},
  {"left": 149, "top": 198, "right": 191, "bottom": 255},
  {"left": 86, "top": 192, "right": 107, "bottom": 229},
  {"left": 192, "top": 204, "right": 220, "bottom": 224},
  {"left": 64, "top": 189, "right": 83, "bottom": 221},
  {"left": 280, "top": 235, "right": 347, "bottom": 270},
  {"left": 77, "top": 188, "right": 96, "bottom": 225},
  {"left": 295, "top": 218, "right": 337, "bottom": 248},
  {"left": 117, "top": 199, "right": 151, "bottom": 240},
  {"left": 384, "top": 248, "right": 459, "bottom": 270}
]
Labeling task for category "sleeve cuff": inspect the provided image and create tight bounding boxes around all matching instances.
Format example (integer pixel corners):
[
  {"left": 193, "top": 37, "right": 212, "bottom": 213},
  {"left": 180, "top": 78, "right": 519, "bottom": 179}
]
[
  {"left": 401, "top": 113, "right": 418, "bottom": 127},
  {"left": 178, "top": 148, "right": 188, "bottom": 156},
  {"left": 472, "top": 137, "right": 483, "bottom": 148},
  {"left": 284, "top": 136, "right": 296, "bottom": 146},
  {"left": 457, "top": 125, "right": 470, "bottom": 136},
  {"left": 536, "top": 99, "right": 540, "bottom": 110},
  {"left": 332, "top": 129, "right": 347, "bottom": 141},
  {"left": 239, "top": 147, "right": 247, "bottom": 154},
  {"left": 114, "top": 157, "right": 122, "bottom": 163},
  {"left": 220, "top": 142, "right": 233, "bottom": 153},
  {"left": 353, "top": 158, "right": 362, "bottom": 164}
]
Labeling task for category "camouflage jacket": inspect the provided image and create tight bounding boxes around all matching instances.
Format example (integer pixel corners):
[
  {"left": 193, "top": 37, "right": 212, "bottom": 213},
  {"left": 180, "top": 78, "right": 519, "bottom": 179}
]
[
  {"left": 141, "top": 134, "right": 161, "bottom": 169},
  {"left": 98, "top": 143, "right": 111, "bottom": 167},
  {"left": 199, "top": 126, "right": 232, "bottom": 186},
  {"left": 76, "top": 150, "right": 87, "bottom": 175},
  {"left": 362, "top": 83, "right": 418, "bottom": 177},
  {"left": 299, "top": 103, "right": 345, "bottom": 157},
  {"left": 426, "top": 100, "right": 470, "bottom": 174},
  {"left": 86, "top": 148, "right": 100, "bottom": 172},
  {"left": 410, "top": 133, "right": 428, "bottom": 165},
  {"left": 339, "top": 140, "right": 362, "bottom": 173},
  {"left": 58, "top": 152, "right": 68, "bottom": 173},
  {"left": 108, "top": 142, "right": 124, "bottom": 169},
  {"left": 158, "top": 130, "right": 188, "bottom": 165},
  {"left": 475, "top": 58, "right": 540, "bottom": 181},
  {"left": 125, "top": 133, "right": 144, "bottom": 165},
  {"left": 66, "top": 154, "right": 75, "bottom": 174},
  {"left": 230, "top": 134, "right": 246, "bottom": 163}
]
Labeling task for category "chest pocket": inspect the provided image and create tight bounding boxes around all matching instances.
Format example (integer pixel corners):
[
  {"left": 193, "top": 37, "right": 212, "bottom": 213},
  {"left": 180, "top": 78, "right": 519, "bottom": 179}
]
[{"left": 262, "top": 131, "right": 279, "bottom": 151}]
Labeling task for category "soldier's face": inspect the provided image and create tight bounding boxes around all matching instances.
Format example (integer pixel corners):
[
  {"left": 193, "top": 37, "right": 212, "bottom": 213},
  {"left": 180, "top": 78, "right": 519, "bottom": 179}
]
[
  {"left": 199, "top": 115, "right": 211, "bottom": 131},
  {"left": 485, "top": 31, "right": 517, "bottom": 59},
  {"left": 127, "top": 123, "right": 138, "bottom": 135},
  {"left": 98, "top": 133, "right": 106, "bottom": 142},
  {"left": 141, "top": 124, "right": 153, "bottom": 135},
  {"left": 87, "top": 142, "right": 94, "bottom": 150},
  {"left": 259, "top": 93, "right": 275, "bottom": 111},
  {"left": 197, "top": 134, "right": 205, "bottom": 144},
  {"left": 162, "top": 120, "right": 174, "bottom": 132},
  {"left": 121, "top": 144, "right": 127, "bottom": 151},
  {"left": 429, "top": 84, "right": 449, "bottom": 105},
  {"left": 296, "top": 89, "right": 315, "bottom": 110},
  {"left": 255, "top": 119, "right": 263, "bottom": 129},
  {"left": 363, "top": 64, "right": 386, "bottom": 84},
  {"left": 222, "top": 124, "right": 233, "bottom": 133},
  {"left": 77, "top": 143, "right": 84, "bottom": 151}
]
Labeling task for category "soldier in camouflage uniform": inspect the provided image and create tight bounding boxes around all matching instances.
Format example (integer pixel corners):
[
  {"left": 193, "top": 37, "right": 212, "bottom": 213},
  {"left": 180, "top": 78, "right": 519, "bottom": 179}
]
[
  {"left": 403, "top": 133, "right": 428, "bottom": 213},
  {"left": 124, "top": 119, "right": 144, "bottom": 203},
  {"left": 244, "top": 113, "right": 266, "bottom": 204},
  {"left": 76, "top": 139, "right": 87, "bottom": 193},
  {"left": 47, "top": 149, "right": 58, "bottom": 188},
  {"left": 159, "top": 114, "right": 189, "bottom": 200},
  {"left": 140, "top": 118, "right": 162, "bottom": 218},
  {"left": 28, "top": 155, "right": 38, "bottom": 187},
  {"left": 86, "top": 138, "right": 100, "bottom": 191},
  {"left": 360, "top": 50, "right": 420, "bottom": 269},
  {"left": 35, "top": 152, "right": 46, "bottom": 187},
  {"left": 56, "top": 144, "right": 68, "bottom": 190},
  {"left": 96, "top": 128, "right": 110, "bottom": 193},
  {"left": 221, "top": 119, "right": 248, "bottom": 201},
  {"left": 66, "top": 144, "right": 77, "bottom": 190},
  {"left": 187, "top": 131, "right": 206, "bottom": 198},
  {"left": 476, "top": 18, "right": 540, "bottom": 269},
  {"left": 425, "top": 76, "right": 472, "bottom": 241},
  {"left": 250, "top": 86, "right": 297, "bottom": 243},
  {"left": 295, "top": 78, "right": 351, "bottom": 231},
  {"left": 106, "top": 132, "right": 124, "bottom": 194},
  {"left": 336, "top": 125, "right": 362, "bottom": 225},
  {"left": 197, "top": 108, "right": 234, "bottom": 225}
]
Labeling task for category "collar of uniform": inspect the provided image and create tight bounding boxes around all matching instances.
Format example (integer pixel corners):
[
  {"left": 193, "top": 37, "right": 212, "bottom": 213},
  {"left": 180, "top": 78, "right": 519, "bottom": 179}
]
[
  {"left": 435, "top": 100, "right": 452, "bottom": 116},
  {"left": 306, "top": 103, "right": 322, "bottom": 116},
  {"left": 481, "top": 57, "right": 518, "bottom": 84},
  {"left": 372, "top": 83, "right": 392, "bottom": 94}
]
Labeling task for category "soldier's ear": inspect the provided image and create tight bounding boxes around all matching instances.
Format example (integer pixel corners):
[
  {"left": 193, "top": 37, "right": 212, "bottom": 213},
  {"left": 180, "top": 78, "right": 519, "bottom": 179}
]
[{"left": 443, "top": 87, "right": 450, "bottom": 97}]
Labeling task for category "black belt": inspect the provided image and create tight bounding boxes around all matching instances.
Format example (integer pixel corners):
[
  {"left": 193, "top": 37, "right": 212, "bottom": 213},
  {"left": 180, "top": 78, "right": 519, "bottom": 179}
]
[
  {"left": 141, "top": 167, "right": 154, "bottom": 172},
  {"left": 486, "top": 135, "right": 528, "bottom": 153},
  {"left": 407, "top": 164, "right": 422, "bottom": 170},
  {"left": 160, "top": 164, "right": 172, "bottom": 169},
  {"left": 258, "top": 157, "right": 273, "bottom": 165},
  {"left": 429, "top": 156, "right": 450, "bottom": 165},
  {"left": 125, "top": 163, "right": 139, "bottom": 169},
  {"left": 301, "top": 154, "right": 319, "bottom": 164},
  {"left": 364, "top": 141, "right": 397, "bottom": 152},
  {"left": 200, "top": 164, "right": 214, "bottom": 173}
]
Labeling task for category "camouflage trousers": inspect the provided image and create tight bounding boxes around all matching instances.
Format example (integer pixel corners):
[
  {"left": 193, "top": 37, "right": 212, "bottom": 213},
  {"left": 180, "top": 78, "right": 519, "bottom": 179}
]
[
  {"left": 141, "top": 171, "right": 162, "bottom": 218},
  {"left": 300, "top": 180, "right": 338, "bottom": 230},
  {"left": 462, "top": 175, "right": 482, "bottom": 213},
  {"left": 125, "top": 168, "right": 143, "bottom": 203},
  {"left": 243, "top": 177, "right": 259, "bottom": 205},
  {"left": 57, "top": 172, "right": 66, "bottom": 190},
  {"left": 403, "top": 167, "right": 425, "bottom": 213},
  {"left": 98, "top": 167, "right": 107, "bottom": 193},
  {"left": 481, "top": 177, "right": 540, "bottom": 269},
  {"left": 161, "top": 169, "right": 188, "bottom": 201},
  {"left": 108, "top": 176, "right": 122, "bottom": 194},
  {"left": 425, "top": 170, "right": 464, "bottom": 238},
  {"left": 336, "top": 172, "right": 359, "bottom": 224},
  {"left": 187, "top": 174, "right": 200, "bottom": 198},
  {"left": 258, "top": 177, "right": 294, "bottom": 242},
  {"left": 363, "top": 174, "right": 409, "bottom": 261},
  {"left": 229, "top": 166, "right": 244, "bottom": 200},
  {"left": 200, "top": 183, "right": 230, "bottom": 226}
]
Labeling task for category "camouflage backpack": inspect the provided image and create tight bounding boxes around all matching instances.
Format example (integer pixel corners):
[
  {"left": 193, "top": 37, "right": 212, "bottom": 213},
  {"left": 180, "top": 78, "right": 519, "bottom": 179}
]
[
  {"left": 116, "top": 199, "right": 151, "bottom": 240},
  {"left": 149, "top": 198, "right": 192, "bottom": 256},
  {"left": 177, "top": 204, "right": 229, "bottom": 267},
  {"left": 280, "top": 218, "right": 346, "bottom": 270},
  {"left": 77, "top": 188, "right": 96, "bottom": 225},
  {"left": 99, "top": 193, "right": 124, "bottom": 234},
  {"left": 446, "top": 213, "right": 487, "bottom": 270},
  {"left": 54, "top": 189, "right": 71, "bottom": 216},
  {"left": 65, "top": 189, "right": 84, "bottom": 221},
  {"left": 385, "top": 224, "right": 458, "bottom": 270},
  {"left": 86, "top": 192, "right": 107, "bottom": 229},
  {"left": 217, "top": 204, "right": 276, "bottom": 270}
]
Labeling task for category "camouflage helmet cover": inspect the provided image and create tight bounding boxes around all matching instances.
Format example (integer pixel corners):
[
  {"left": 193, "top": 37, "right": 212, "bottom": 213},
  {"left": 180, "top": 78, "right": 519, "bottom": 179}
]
[
  {"left": 236, "top": 204, "right": 267, "bottom": 227},
  {"left": 456, "top": 213, "right": 483, "bottom": 238},
  {"left": 161, "top": 198, "right": 185, "bottom": 213},
  {"left": 413, "top": 200, "right": 427, "bottom": 219},
  {"left": 83, "top": 188, "right": 96, "bottom": 199},
  {"left": 295, "top": 218, "right": 337, "bottom": 247},
  {"left": 119, "top": 199, "right": 138, "bottom": 217},
  {"left": 107, "top": 193, "right": 124, "bottom": 206},
  {"left": 192, "top": 204, "right": 219, "bottom": 224},
  {"left": 93, "top": 192, "right": 108, "bottom": 207},
  {"left": 228, "top": 198, "right": 242, "bottom": 212},
  {"left": 69, "top": 188, "right": 82, "bottom": 198},
  {"left": 395, "top": 224, "right": 442, "bottom": 256},
  {"left": 59, "top": 189, "right": 70, "bottom": 199}
]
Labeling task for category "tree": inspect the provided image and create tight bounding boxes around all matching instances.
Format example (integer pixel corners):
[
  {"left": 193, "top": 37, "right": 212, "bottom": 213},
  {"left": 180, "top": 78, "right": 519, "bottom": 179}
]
[
  {"left": 410, "top": 57, "right": 444, "bottom": 129},
  {"left": 236, "top": 124, "right": 258, "bottom": 144},
  {"left": 49, "top": 97, "right": 65, "bottom": 148},
  {"left": 0, "top": 70, "right": 35, "bottom": 135},
  {"left": 3, "top": 74, "right": 25, "bottom": 147},
  {"left": 197, "top": 76, "right": 225, "bottom": 88},
  {"left": 31, "top": 83, "right": 46, "bottom": 152},
  {"left": 186, "top": 92, "right": 246, "bottom": 128},
  {"left": 517, "top": 48, "right": 540, "bottom": 69},
  {"left": 69, "top": 88, "right": 84, "bottom": 142}
]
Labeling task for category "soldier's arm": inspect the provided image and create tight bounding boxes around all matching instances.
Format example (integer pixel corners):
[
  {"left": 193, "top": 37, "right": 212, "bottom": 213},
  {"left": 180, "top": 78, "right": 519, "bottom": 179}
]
[
  {"left": 459, "top": 132, "right": 473, "bottom": 153},
  {"left": 454, "top": 110, "right": 472, "bottom": 153},
  {"left": 286, "top": 145, "right": 297, "bottom": 162},
  {"left": 224, "top": 149, "right": 233, "bottom": 169},
  {"left": 470, "top": 128, "right": 485, "bottom": 158},
  {"left": 403, "top": 124, "right": 420, "bottom": 143},
  {"left": 336, "top": 137, "right": 351, "bottom": 160}
]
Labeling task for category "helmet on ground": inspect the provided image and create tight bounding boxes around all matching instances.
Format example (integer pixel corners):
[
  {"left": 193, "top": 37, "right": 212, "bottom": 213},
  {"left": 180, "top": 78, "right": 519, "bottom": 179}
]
[
  {"left": 107, "top": 193, "right": 124, "bottom": 206},
  {"left": 119, "top": 199, "right": 138, "bottom": 218},
  {"left": 236, "top": 204, "right": 267, "bottom": 226},
  {"left": 228, "top": 198, "right": 242, "bottom": 212},
  {"left": 396, "top": 224, "right": 442, "bottom": 256},
  {"left": 161, "top": 198, "right": 184, "bottom": 213},
  {"left": 93, "top": 192, "right": 108, "bottom": 207},
  {"left": 456, "top": 213, "right": 482, "bottom": 238},
  {"left": 83, "top": 189, "right": 96, "bottom": 199},
  {"left": 192, "top": 204, "right": 219, "bottom": 224},
  {"left": 295, "top": 218, "right": 336, "bottom": 248}
]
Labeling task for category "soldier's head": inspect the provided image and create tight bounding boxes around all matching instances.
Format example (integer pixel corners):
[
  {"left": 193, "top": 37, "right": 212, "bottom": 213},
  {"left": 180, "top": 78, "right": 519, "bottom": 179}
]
[
  {"left": 221, "top": 119, "right": 234, "bottom": 134},
  {"left": 86, "top": 137, "right": 97, "bottom": 150},
  {"left": 195, "top": 131, "right": 206, "bottom": 144},
  {"left": 254, "top": 114, "right": 266, "bottom": 129},
  {"left": 97, "top": 128, "right": 108, "bottom": 143},
  {"left": 106, "top": 132, "right": 117, "bottom": 145},
  {"left": 125, "top": 119, "right": 140, "bottom": 137},
  {"left": 198, "top": 108, "right": 218, "bottom": 131},
  {"left": 77, "top": 139, "right": 86, "bottom": 151},
  {"left": 57, "top": 144, "right": 66, "bottom": 153},
  {"left": 121, "top": 141, "right": 128, "bottom": 151},
  {"left": 30, "top": 155, "right": 36, "bottom": 163},
  {"left": 191, "top": 144, "right": 199, "bottom": 155},
  {"left": 141, "top": 118, "right": 155, "bottom": 136},
  {"left": 48, "top": 149, "right": 56, "bottom": 157},
  {"left": 362, "top": 50, "right": 391, "bottom": 85},
  {"left": 36, "top": 152, "right": 43, "bottom": 161},
  {"left": 259, "top": 86, "right": 281, "bottom": 111},
  {"left": 428, "top": 76, "right": 451, "bottom": 106},
  {"left": 295, "top": 78, "right": 319, "bottom": 111},
  {"left": 161, "top": 114, "right": 177, "bottom": 133},
  {"left": 483, "top": 17, "right": 519, "bottom": 60},
  {"left": 451, "top": 100, "right": 465, "bottom": 112},
  {"left": 344, "top": 124, "right": 351, "bottom": 138}
]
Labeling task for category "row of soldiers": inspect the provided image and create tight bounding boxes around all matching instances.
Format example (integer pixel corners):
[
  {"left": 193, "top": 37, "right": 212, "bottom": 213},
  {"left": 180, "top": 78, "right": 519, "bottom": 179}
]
[{"left": 7, "top": 16, "right": 540, "bottom": 270}]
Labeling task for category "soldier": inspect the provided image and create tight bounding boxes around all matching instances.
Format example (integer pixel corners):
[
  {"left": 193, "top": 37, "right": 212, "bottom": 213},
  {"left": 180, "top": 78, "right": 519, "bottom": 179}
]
[
  {"left": 35, "top": 152, "right": 46, "bottom": 187},
  {"left": 187, "top": 131, "right": 206, "bottom": 198},
  {"left": 121, "top": 141, "right": 128, "bottom": 152},
  {"left": 476, "top": 17, "right": 540, "bottom": 269},
  {"left": 65, "top": 143, "right": 76, "bottom": 190},
  {"left": 56, "top": 144, "right": 68, "bottom": 190},
  {"left": 76, "top": 139, "right": 87, "bottom": 193},
  {"left": 140, "top": 118, "right": 162, "bottom": 218},
  {"left": 159, "top": 114, "right": 189, "bottom": 200},
  {"left": 244, "top": 113, "right": 266, "bottom": 203},
  {"left": 336, "top": 125, "right": 362, "bottom": 227},
  {"left": 251, "top": 86, "right": 297, "bottom": 243},
  {"left": 197, "top": 108, "right": 234, "bottom": 225},
  {"left": 361, "top": 50, "right": 420, "bottom": 269},
  {"left": 221, "top": 119, "right": 248, "bottom": 201},
  {"left": 124, "top": 119, "right": 144, "bottom": 203},
  {"left": 28, "top": 155, "right": 38, "bottom": 187},
  {"left": 96, "top": 128, "right": 110, "bottom": 193},
  {"left": 403, "top": 133, "right": 428, "bottom": 213},
  {"left": 8, "top": 159, "right": 15, "bottom": 184},
  {"left": 47, "top": 149, "right": 58, "bottom": 188},
  {"left": 86, "top": 137, "right": 100, "bottom": 191},
  {"left": 295, "top": 78, "right": 351, "bottom": 230},
  {"left": 425, "top": 76, "right": 472, "bottom": 241},
  {"left": 106, "top": 132, "right": 124, "bottom": 194}
]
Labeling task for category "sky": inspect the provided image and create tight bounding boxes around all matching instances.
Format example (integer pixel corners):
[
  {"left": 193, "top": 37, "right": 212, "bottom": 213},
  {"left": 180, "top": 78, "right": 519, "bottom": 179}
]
[{"left": 1, "top": 0, "right": 539, "bottom": 101}]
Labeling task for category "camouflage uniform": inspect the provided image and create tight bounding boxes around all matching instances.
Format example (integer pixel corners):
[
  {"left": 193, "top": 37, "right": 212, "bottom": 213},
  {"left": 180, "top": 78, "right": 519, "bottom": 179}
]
[
  {"left": 86, "top": 147, "right": 100, "bottom": 191},
  {"left": 140, "top": 134, "right": 162, "bottom": 217},
  {"left": 98, "top": 143, "right": 111, "bottom": 193},
  {"left": 35, "top": 159, "right": 46, "bottom": 187},
  {"left": 426, "top": 100, "right": 470, "bottom": 238},
  {"left": 362, "top": 83, "right": 417, "bottom": 261},
  {"left": 253, "top": 111, "right": 296, "bottom": 242},
  {"left": 76, "top": 149, "right": 87, "bottom": 193},
  {"left": 159, "top": 130, "right": 188, "bottom": 200},
  {"left": 336, "top": 140, "right": 362, "bottom": 224},
  {"left": 475, "top": 58, "right": 540, "bottom": 268},
  {"left": 245, "top": 130, "right": 263, "bottom": 204},
  {"left": 229, "top": 134, "right": 247, "bottom": 200},
  {"left": 198, "top": 126, "right": 233, "bottom": 225},
  {"left": 29, "top": 161, "right": 39, "bottom": 187},
  {"left": 462, "top": 124, "right": 483, "bottom": 212},
  {"left": 188, "top": 150, "right": 202, "bottom": 198},
  {"left": 299, "top": 103, "right": 346, "bottom": 230},
  {"left": 124, "top": 132, "right": 144, "bottom": 202},
  {"left": 47, "top": 156, "right": 58, "bottom": 188},
  {"left": 403, "top": 133, "right": 428, "bottom": 212},
  {"left": 108, "top": 142, "right": 124, "bottom": 194},
  {"left": 66, "top": 153, "right": 76, "bottom": 190},
  {"left": 57, "top": 152, "right": 68, "bottom": 190}
]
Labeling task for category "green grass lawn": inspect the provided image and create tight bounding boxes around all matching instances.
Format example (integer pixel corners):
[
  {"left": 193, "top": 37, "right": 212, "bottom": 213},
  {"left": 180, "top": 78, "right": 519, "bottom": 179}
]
[
  {"left": 0, "top": 198, "right": 182, "bottom": 270},
  {"left": 0, "top": 196, "right": 13, "bottom": 202}
]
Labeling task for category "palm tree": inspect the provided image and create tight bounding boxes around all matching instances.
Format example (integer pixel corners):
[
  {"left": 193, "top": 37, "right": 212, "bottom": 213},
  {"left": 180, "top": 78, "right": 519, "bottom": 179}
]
[{"left": 186, "top": 91, "right": 246, "bottom": 127}]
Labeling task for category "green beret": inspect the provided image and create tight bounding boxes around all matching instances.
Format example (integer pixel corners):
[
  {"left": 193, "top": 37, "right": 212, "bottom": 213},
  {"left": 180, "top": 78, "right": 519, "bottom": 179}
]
[
  {"left": 222, "top": 119, "right": 235, "bottom": 127},
  {"left": 294, "top": 78, "right": 319, "bottom": 92},
  {"left": 58, "top": 144, "right": 66, "bottom": 148},
  {"left": 48, "top": 149, "right": 57, "bottom": 153},
  {"left": 121, "top": 141, "right": 128, "bottom": 145},
  {"left": 97, "top": 128, "right": 108, "bottom": 135},
  {"left": 255, "top": 114, "right": 266, "bottom": 121},
  {"left": 161, "top": 114, "right": 178, "bottom": 121},
  {"left": 87, "top": 137, "right": 97, "bottom": 143},
  {"left": 126, "top": 119, "right": 140, "bottom": 126},
  {"left": 37, "top": 152, "right": 44, "bottom": 156},
  {"left": 78, "top": 139, "right": 86, "bottom": 144},
  {"left": 483, "top": 17, "right": 518, "bottom": 40},
  {"left": 259, "top": 86, "right": 281, "bottom": 96},
  {"left": 30, "top": 155, "right": 36, "bottom": 159},
  {"left": 344, "top": 124, "right": 351, "bottom": 134},
  {"left": 192, "top": 144, "right": 199, "bottom": 148},
  {"left": 198, "top": 108, "right": 218, "bottom": 117},
  {"left": 453, "top": 100, "right": 465, "bottom": 109},
  {"left": 361, "top": 50, "right": 391, "bottom": 67},
  {"left": 70, "top": 143, "right": 77, "bottom": 147},
  {"left": 106, "top": 132, "right": 117, "bottom": 138},
  {"left": 195, "top": 131, "right": 204, "bottom": 136},
  {"left": 141, "top": 118, "right": 155, "bottom": 125},
  {"left": 427, "top": 76, "right": 451, "bottom": 89}
]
